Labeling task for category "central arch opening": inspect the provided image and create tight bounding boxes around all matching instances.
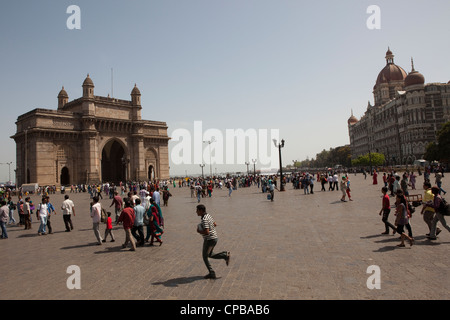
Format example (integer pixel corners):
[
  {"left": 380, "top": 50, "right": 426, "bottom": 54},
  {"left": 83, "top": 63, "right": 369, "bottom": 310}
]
[
  {"left": 148, "top": 165, "right": 155, "bottom": 181},
  {"left": 60, "top": 166, "right": 70, "bottom": 185},
  {"left": 101, "top": 140, "right": 126, "bottom": 183}
]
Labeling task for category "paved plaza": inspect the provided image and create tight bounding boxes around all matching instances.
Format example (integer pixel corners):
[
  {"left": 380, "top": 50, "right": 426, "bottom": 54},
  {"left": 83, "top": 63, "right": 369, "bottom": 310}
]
[{"left": 1, "top": 173, "right": 449, "bottom": 300}]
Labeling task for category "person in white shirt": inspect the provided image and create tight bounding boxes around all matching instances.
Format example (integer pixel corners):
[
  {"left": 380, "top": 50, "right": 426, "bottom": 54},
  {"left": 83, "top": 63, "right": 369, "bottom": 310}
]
[
  {"left": 61, "top": 195, "right": 75, "bottom": 232},
  {"left": 328, "top": 173, "right": 334, "bottom": 191},
  {"left": 36, "top": 197, "right": 49, "bottom": 235},
  {"left": 152, "top": 189, "right": 161, "bottom": 206},
  {"left": 333, "top": 174, "right": 339, "bottom": 191},
  {"left": 90, "top": 196, "right": 103, "bottom": 245},
  {"left": 143, "top": 191, "right": 151, "bottom": 212},
  {"left": 131, "top": 191, "right": 139, "bottom": 206}
]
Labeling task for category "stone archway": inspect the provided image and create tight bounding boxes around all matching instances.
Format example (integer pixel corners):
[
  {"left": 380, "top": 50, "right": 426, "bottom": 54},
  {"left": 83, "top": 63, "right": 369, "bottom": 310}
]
[{"left": 101, "top": 140, "right": 126, "bottom": 183}]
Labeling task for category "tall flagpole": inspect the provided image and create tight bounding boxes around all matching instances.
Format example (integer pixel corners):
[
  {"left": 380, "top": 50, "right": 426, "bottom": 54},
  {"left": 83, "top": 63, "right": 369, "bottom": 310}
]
[{"left": 111, "top": 68, "right": 114, "bottom": 98}]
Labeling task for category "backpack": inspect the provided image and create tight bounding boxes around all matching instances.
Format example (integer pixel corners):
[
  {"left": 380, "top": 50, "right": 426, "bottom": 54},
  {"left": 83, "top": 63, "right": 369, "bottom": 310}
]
[{"left": 438, "top": 198, "right": 450, "bottom": 216}]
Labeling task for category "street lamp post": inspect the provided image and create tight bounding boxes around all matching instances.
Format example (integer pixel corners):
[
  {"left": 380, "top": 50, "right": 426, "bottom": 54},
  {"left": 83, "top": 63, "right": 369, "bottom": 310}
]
[
  {"left": 203, "top": 137, "right": 215, "bottom": 178},
  {"left": 245, "top": 161, "right": 250, "bottom": 176},
  {"left": 24, "top": 129, "right": 28, "bottom": 184},
  {"left": 273, "top": 139, "right": 285, "bottom": 191},
  {"left": 121, "top": 156, "right": 130, "bottom": 182},
  {"left": 200, "top": 163, "right": 205, "bottom": 179},
  {"left": 252, "top": 159, "right": 257, "bottom": 176},
  {"left": 0, "top": 162, "right": 13, "bottom": 183}
]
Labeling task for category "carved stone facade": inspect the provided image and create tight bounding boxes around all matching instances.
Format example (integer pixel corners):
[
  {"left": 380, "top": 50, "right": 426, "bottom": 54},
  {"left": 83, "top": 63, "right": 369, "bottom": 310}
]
[
  {"left": 11, "top": 75, "right": 170, "bottom": 186},
  {"left": 348, "top": 49, "right": 450, "bottom": 165}
]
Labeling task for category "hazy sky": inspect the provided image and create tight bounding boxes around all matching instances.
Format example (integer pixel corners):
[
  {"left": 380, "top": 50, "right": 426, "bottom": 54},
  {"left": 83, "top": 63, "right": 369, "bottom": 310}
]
[{"left": 1, "top": 0, "right": 449, "bottom": 181}]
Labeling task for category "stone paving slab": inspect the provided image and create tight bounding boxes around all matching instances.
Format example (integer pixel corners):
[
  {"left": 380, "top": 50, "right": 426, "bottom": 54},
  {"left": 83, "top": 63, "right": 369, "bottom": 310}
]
[{"left": 0, "top": 173, "right": 449, "bottom": 300}]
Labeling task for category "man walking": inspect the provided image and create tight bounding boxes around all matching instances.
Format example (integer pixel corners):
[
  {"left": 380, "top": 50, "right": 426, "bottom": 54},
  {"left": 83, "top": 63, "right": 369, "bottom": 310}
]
[
  {"left": 61, "top": 195, "right": 75, "bottom": 232},
  {"left": 23, "top": 197, "right": 32, "bottom": 230},
  {"left": 46, "top": 196, "right": 56, "bottom": 234},
  {"left": 117, "top": 199, "right": 136, "bottom": 251},
  {"left": 0, "top": 200, "right": 9, "bottom": 239},
  {"left": 110, "top": 192, "right": 123, "bottom": 223},
  {"left": 152, "top": 188, "right": 161, "bottom": 206},
  {"left": 132, "top": 198, "right": 145, "bottom": 247},
  {"left": 426, "top": 186, "right": 450, "bottom": 240},
  {"left": 269, "top": 181, "right": 278, "bottom": 201},
  {"left": 379, "top": 187, "right": 394, "bottom": 234},
  {"left": 195, "top": 183, "right": 202, "bottom": 203},
  {"left": 196, "top": 204, "right": 230, "bottom": 279},
  {"left": 90, "top": 196, "right": 103, "bottom": 245},
  {"left": 435, "top": 172, "right": 447, "bottom": 195},
  {"left": 36, "top": 197, "right": 49, "bottom": 236}
]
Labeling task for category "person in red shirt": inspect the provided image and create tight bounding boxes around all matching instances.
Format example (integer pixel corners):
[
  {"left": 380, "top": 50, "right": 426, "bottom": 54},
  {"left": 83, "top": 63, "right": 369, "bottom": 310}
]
[
  {"left": 117, "top": 199, "right": 136, "bottom": 251},
  {"left": 103, "top": 212, "right": 115, "bottom": 242},
  {"left": 379, "top": 186, "right": 395, "bottom": 234}
]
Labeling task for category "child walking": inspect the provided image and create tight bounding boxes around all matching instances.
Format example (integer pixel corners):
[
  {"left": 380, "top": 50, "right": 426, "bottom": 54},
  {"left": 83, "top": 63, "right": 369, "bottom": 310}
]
[{"left": 103, "top": 212, "right": 115, "bottom": 242}]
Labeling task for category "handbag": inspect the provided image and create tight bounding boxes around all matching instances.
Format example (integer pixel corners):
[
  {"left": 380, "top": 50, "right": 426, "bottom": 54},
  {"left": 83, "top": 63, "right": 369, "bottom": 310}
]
[{"left": 144, "top": 214, "right": 150, "bottom": 226}]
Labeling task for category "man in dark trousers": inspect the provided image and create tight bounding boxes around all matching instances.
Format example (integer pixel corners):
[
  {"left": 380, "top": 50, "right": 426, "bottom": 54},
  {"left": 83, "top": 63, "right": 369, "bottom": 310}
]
[{"left": 196, "top": 204, "right": 230, "bottom": 279}]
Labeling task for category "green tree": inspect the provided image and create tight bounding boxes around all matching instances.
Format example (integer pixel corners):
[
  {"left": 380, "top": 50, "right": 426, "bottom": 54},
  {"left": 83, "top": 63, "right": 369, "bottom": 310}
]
[
  {"left": 424, "top": 142, "right": 439, "bottom": 162},
  {"left": 437, "top": 121, "right": 450, "bottom": 161},
  {"left": 424, "top": 121, "right": 450, "bottom": 162},
  {"left": 351, "top": 152, "right": 385, "bottom": 167}
]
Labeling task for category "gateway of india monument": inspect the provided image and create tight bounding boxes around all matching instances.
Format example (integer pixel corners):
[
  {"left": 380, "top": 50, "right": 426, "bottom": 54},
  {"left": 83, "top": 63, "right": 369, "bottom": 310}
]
[{"left": 11, "top": 74, "right": 170, "bottom": 186}]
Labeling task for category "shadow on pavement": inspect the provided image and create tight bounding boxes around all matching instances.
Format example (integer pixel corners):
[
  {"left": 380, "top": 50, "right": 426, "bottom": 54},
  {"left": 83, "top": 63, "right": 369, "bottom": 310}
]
[{"left": 152, "top": 276, "right": 210, "bottom": 287}]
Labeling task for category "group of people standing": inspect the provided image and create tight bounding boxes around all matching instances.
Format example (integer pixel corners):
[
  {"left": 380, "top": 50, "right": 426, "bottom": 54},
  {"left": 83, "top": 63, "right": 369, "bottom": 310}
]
[
  {"left": 0, "top": 194, "right": 75, "bottom": 239},
  {"left": 289, "top": 171, "right": 353, "bottom": 202}
]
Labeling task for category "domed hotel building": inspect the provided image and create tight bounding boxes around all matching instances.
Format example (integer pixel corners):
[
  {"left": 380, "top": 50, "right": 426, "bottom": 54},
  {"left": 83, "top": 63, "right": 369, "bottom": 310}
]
[{"left": 348, "top": 48, "right": 450, "bottom": 165}]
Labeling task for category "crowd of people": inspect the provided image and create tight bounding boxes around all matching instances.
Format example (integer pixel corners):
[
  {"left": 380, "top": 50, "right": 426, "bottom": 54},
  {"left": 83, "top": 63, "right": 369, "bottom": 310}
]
[
  {"left": 1, "top": 168, "right": 448, "bottom": 251},
  {"left": 0, "top": 182, "right": 167, "bottom": 250}
]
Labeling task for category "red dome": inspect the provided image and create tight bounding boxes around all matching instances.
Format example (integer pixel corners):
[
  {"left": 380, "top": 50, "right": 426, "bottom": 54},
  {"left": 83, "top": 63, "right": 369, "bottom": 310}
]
[
  {"left": 405, "top": 70, "right": 425, "bottom": 87},
  {"left": 375, "top": 64, "right": 407, "bottom": 86},
  {"left": 348, "top": 115, "right": 358, "bottom": 125}
]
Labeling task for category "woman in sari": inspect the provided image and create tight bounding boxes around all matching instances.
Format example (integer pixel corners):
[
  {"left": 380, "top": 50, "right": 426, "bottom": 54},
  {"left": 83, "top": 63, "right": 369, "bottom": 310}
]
[
  {"left": 372, "top": 170, "right": 378, "bottom": 185},
  {"left": 148, "top": 198, "right": 164, "bottom": 246}
]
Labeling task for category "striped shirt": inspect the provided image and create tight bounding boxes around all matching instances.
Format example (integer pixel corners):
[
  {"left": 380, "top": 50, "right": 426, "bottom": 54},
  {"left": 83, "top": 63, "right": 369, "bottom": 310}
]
[{"left": 201, "top": 213, "right": 218, "bottom": 240}]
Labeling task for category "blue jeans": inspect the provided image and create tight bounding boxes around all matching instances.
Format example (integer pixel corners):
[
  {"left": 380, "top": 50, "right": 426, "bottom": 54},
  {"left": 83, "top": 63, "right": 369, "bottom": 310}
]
[
  {"left": 0, "top": 221, "right": 8, "bottom": 238},
  {"left": 38, "top": 216, "right": 47, "bottom": 234},
  {"left": 9, "top": 209, "right": 16, "bottom": 224},
  {"left": 437, "top": 182, "right": 446, "bottom": 194}
]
